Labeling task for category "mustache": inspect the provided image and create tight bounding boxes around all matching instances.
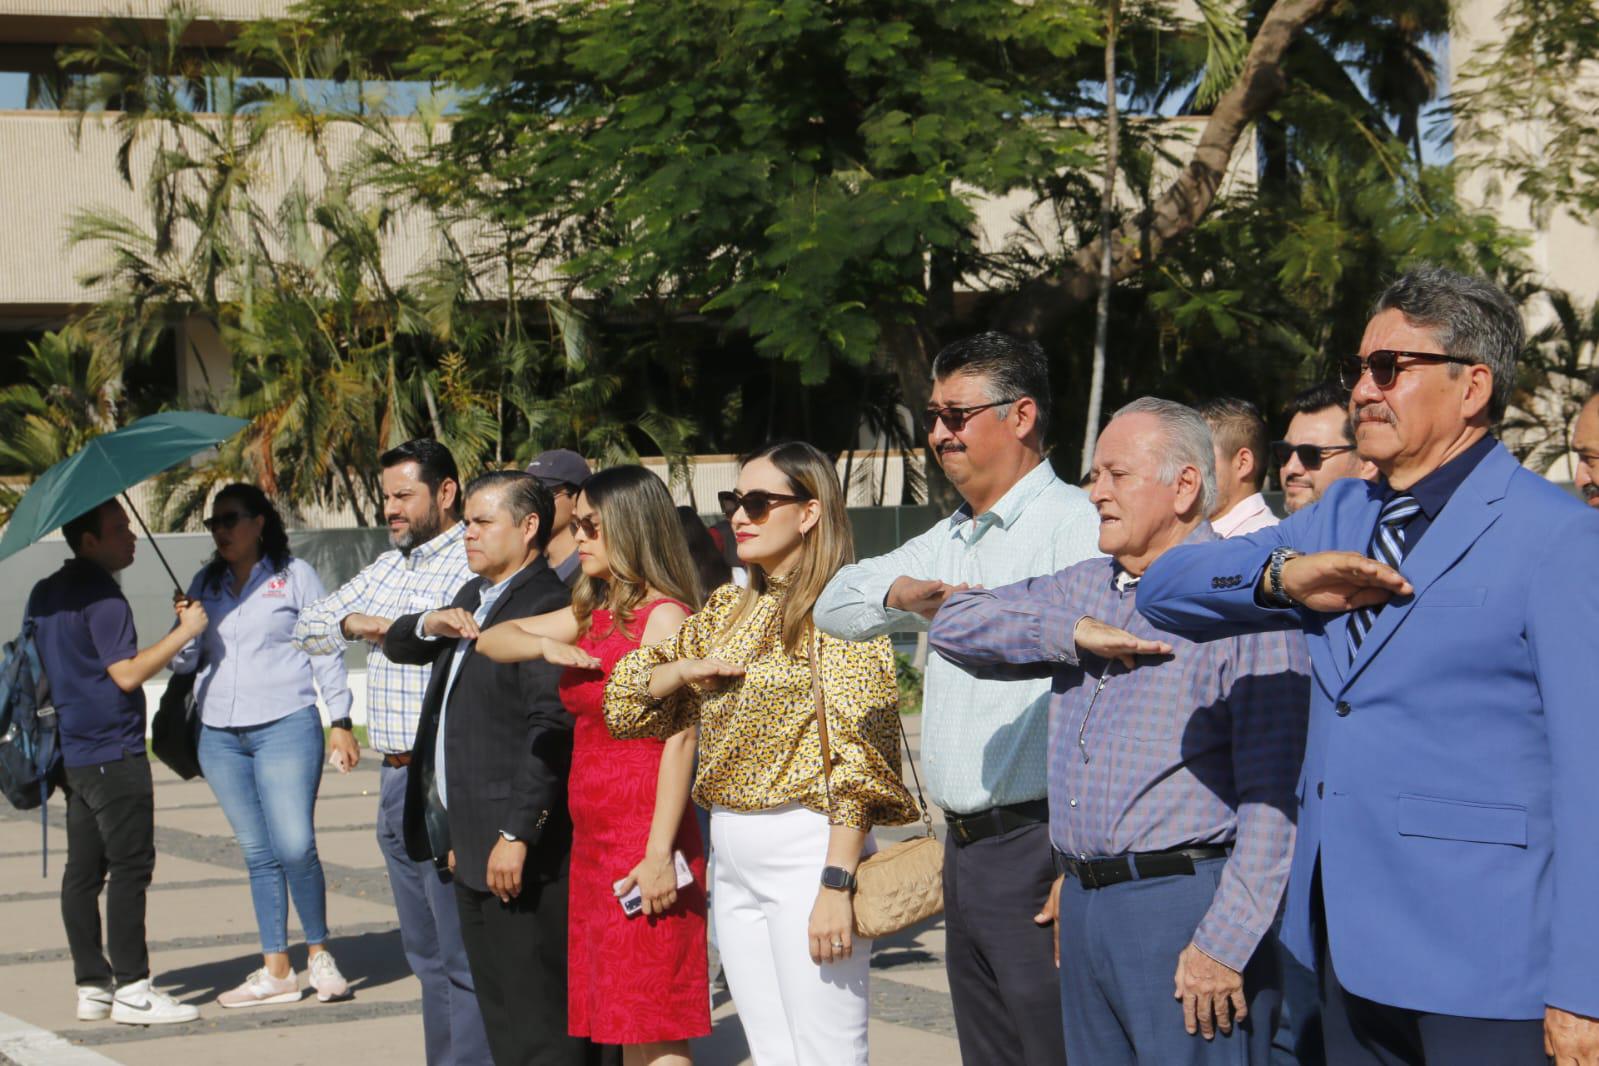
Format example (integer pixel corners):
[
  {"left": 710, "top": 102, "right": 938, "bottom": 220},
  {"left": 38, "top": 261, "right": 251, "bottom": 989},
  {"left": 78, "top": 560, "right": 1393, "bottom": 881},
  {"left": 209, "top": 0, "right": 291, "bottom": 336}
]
[
  {"left": 1583, "top": 484, "right": 1599, "bottom": 502},
  {"left": 1354, "top": 404, "right": 1396, "bottom": 426},
  {"left": 936, "top": 441, "right": 966, "bottom": 455}
]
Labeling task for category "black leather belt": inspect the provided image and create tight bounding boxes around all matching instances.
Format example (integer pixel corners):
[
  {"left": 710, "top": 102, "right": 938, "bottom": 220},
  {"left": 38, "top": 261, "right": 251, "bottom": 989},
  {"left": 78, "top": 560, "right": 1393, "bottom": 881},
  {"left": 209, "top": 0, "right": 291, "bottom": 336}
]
[
  {"left": 943, "top": 799, "right": 1050, "bottom": 846},
  {"left": 1054, "top": 845, "right": 1232, "bottom": 889}
]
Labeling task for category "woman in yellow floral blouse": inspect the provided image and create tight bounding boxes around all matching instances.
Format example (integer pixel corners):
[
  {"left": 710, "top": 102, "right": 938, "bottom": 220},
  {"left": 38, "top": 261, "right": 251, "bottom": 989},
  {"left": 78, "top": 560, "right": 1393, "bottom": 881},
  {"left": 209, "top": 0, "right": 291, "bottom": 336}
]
[{"left": 606, "top": 440, "right": 916, "bottom": 1066}]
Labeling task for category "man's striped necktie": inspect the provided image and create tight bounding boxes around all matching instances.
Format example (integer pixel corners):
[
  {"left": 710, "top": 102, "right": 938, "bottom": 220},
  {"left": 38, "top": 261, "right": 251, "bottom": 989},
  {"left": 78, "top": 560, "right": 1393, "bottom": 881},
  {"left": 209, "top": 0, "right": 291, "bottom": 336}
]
[{"left": 1346, "top": 494, "right": 1421, "bottom": 660}]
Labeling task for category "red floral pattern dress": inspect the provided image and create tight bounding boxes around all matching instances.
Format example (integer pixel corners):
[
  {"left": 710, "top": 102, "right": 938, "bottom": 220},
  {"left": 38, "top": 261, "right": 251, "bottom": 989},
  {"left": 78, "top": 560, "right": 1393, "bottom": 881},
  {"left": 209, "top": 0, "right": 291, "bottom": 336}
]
[{"left": 560, "top": 600, "right": 709, "bottom": 1044}]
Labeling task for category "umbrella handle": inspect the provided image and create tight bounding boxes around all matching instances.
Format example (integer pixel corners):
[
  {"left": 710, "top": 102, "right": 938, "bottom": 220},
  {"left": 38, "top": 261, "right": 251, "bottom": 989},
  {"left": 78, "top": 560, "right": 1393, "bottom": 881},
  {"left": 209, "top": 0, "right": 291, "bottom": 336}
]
[{"left": 121, "top": 492, "right": 185, "bottom": 597}]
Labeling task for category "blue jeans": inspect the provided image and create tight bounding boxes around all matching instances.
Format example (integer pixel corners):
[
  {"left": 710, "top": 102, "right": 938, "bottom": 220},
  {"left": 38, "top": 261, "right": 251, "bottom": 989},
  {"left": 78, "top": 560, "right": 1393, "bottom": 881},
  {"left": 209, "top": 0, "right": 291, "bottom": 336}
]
[{"left": 199, "top": 705, "right": 329, "bottom": 955}]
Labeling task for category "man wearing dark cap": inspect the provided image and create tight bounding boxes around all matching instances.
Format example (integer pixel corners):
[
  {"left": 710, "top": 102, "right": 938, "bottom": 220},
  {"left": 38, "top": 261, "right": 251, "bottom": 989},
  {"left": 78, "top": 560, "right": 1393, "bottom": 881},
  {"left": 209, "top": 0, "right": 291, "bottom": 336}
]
[{"left": 523, "top": 449, "right": 591, "bottom": 587}]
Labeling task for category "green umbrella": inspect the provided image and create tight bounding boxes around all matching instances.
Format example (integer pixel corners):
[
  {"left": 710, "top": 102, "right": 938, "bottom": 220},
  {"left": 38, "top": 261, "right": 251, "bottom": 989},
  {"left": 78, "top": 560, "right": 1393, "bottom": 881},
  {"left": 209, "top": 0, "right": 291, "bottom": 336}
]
[{"left": 0, "top": 411, "right": 249, "bottom": 588}]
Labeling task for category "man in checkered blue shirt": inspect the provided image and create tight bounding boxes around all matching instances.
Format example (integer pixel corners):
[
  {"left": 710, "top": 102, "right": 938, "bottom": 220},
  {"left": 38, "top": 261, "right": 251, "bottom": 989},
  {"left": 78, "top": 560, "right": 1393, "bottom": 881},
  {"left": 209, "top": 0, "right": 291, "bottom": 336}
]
[
  {"left": 293, "top": 439, "right": 484, "bottom": 1065},
  {"left": 931, "top": 399, "right": 1309, "bottom": 1066}
]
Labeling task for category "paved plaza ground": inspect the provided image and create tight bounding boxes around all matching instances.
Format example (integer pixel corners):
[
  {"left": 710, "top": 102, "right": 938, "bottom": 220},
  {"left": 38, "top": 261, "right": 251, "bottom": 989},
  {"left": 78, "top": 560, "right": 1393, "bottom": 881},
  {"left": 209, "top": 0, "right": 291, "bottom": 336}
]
[{"left": 0, "top": 716, "right": 960, "bottom": 1066}]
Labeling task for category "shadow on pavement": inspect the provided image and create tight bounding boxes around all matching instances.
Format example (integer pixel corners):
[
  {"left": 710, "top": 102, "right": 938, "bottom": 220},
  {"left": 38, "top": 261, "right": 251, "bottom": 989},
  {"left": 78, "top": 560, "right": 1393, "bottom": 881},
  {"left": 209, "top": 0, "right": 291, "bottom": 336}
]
[{"left": 158, "top": 929, "right": 411, "bottom": 1002}]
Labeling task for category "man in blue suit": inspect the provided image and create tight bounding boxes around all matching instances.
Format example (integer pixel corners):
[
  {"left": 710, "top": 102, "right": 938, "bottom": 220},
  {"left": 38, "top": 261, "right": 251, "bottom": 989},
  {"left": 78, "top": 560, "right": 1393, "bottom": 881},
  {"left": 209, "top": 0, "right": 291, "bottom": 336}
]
[{"left": 1136, "top": 265, "right": 1599, "bottom": 1065}]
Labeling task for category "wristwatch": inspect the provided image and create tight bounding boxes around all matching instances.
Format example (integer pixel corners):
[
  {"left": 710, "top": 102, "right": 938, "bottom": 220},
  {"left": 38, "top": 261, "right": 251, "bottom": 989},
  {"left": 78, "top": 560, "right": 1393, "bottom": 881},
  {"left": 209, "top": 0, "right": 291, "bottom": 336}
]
[
  {"left": 1264, "top": 547, "right": 1302, "bottom": 608},
  {"left": 499, "top": 830, "right": 520, "bottom": 842},
  {"left": 820, "top": 865, "right": 857, "bottom": 892},
  {"left": 329, "top": 717, "right": 354, "bottom": 731}
]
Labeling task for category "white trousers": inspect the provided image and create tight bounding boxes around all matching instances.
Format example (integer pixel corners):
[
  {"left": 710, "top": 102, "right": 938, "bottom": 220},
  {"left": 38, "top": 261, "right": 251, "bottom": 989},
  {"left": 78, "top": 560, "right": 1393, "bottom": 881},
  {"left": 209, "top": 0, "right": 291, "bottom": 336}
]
[{"left": 711, "top": 804, "right": 875, "bottom": 1066}]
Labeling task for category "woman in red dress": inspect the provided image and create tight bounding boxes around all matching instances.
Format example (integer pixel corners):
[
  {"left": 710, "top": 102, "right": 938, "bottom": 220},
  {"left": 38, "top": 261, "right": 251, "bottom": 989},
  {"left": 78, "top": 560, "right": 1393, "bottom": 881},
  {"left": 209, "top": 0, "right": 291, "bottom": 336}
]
[{"left": 477, "top": 464, "right": 710, "bottom": 1066}]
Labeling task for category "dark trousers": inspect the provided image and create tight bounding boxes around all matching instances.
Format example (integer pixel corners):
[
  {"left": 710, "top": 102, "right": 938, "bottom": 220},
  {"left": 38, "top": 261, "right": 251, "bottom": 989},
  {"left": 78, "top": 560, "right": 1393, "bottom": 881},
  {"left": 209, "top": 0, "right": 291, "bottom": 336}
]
[
  {"left": 1272, "top": 919, "right": 1323, "bottom": 1066},
  {"left": 61, "top": 752, "right": 155, "bottom": 986},
  {"left": 1314, "top": 883, "right": 1544, "bottom": 1065},
  {"left": 1057, "top": 856, "right": 1281, "bottom": 1066},
  {"left": 455, "top": 875, "right": 592, "bottom": 1066},
  {"left": 944, "top": 822, "right": 1069, "bottom": 1066},
  {"left": 377, "top": 764, "right": 490, "bottom": 1066}
]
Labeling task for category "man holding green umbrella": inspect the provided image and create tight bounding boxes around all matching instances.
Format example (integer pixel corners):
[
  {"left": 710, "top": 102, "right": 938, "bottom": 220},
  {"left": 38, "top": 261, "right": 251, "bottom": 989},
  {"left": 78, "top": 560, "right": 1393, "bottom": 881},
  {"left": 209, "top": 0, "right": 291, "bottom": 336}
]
[
  {"left": 3, "top": 411, "right": 249, "bottom": 1026},
  {"left": 28, "top": 498, "right": 207, "bottom": 1024}
]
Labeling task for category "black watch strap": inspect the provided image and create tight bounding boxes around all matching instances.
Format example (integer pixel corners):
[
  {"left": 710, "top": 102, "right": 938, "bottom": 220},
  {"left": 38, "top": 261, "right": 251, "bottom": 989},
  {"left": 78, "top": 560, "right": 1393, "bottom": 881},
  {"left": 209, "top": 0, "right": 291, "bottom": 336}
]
[
  {"left": 330, "top": 717, "right": 354, "bottom": 731},
  {"left": 820, "top": 865, "right": 857, "bottom": 891}
]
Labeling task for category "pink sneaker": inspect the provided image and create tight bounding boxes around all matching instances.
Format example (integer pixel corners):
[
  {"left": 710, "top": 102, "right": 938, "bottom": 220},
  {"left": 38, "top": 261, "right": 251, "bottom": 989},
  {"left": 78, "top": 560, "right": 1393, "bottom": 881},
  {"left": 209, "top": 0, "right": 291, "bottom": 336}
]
[
  {"left": 217, "top": 968, "right": 300, "bottom": 1008},
  {"left": 308, "top": 951, "right": 349, "bottom": 1002}
]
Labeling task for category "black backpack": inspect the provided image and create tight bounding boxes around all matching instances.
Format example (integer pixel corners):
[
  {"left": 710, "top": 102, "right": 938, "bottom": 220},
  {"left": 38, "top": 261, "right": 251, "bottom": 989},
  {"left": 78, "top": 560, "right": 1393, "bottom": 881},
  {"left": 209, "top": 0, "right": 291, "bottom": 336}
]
[{"left": 0, "top": 616, "right": 60, "bottom": 875}]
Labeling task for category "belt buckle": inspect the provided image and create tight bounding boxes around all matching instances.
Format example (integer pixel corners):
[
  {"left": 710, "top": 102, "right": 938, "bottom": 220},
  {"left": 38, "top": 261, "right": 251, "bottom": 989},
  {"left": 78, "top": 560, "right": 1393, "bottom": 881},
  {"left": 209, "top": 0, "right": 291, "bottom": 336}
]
[
  {"left": 1077, "top": 860, "right": 1099, "bottom": 890},
  {"left": 954, "top": 819, "right": 971, "bottom": 844}
]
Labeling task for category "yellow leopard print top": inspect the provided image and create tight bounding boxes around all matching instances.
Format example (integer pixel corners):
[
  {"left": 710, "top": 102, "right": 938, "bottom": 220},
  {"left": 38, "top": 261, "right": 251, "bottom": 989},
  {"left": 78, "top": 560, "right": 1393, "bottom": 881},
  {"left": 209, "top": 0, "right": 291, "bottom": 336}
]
[{"left": 604, "top": 580, "right": 918, "bottom": 831}]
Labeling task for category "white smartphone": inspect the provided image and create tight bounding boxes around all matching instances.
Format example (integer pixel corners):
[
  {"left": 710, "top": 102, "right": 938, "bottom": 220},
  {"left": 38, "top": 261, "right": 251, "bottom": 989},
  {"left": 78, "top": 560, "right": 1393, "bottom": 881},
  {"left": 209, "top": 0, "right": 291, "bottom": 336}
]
[{"left": 616, "top": 851, "right": 695, "bottom": 917}]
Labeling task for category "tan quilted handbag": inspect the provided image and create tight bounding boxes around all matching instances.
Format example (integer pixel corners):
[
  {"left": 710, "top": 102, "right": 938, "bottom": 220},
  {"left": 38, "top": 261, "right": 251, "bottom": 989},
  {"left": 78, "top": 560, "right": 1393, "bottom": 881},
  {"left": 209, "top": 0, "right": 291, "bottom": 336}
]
[{"left": 810, "top": 635, "right": 944, "bottom": 939}]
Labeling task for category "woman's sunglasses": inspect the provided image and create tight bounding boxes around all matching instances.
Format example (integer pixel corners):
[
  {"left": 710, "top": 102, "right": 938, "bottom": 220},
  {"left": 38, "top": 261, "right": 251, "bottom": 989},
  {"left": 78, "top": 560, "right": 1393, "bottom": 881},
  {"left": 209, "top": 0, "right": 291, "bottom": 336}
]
[
  {"left": 569, "top": 513, "right": 602, "bottom": 539},
  {"left": 718, "top": 489, "right": 808, "bottom": 523},
  {"left": 203, "top": 511, "right": 249, "bottom": 533},
  {"left": 920, "top": 398, "right": 1019, "bottom": 434},
  {"left": 1337, "top": 350, "right": 1476, "bottom": 391},
  {"left": 1269, "top": 441, "right": 1356, "bottom": 471}
]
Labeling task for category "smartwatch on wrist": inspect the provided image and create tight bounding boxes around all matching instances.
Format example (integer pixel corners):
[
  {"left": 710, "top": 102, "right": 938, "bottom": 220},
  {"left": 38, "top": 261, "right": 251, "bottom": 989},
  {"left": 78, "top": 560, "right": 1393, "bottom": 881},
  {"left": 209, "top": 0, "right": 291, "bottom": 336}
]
[
  {"left": 329, "top": 717, "right": 354, "bottom": 731},
  {"left": 1265, "top": 546, "right": 1302, "bottom": 608},
  {"left": 820, "top": 865, "right": 857, "bottom": 892}
]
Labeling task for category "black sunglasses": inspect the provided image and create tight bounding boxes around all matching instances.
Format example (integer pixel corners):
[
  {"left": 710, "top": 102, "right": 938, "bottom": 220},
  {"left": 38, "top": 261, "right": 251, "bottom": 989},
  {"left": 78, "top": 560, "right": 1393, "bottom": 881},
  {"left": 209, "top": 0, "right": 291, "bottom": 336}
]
[
  {"left": 921, "top": 398, "right": 1019, "bottom": 434},
  {"left": 569, "top": 512, "right": 601, "bottom": 539},
  {"left": 1337, "top": 349, "right": 1477, "bottom": 391},
  {"left": 203, "top": 511, "right": 250, "bottom": 533},
  {"left": 718, "top": 489, "right": 808, "bottom": 523},
  {"left": 1270, "top": 441, "right": 1356, "bottom": 471}
]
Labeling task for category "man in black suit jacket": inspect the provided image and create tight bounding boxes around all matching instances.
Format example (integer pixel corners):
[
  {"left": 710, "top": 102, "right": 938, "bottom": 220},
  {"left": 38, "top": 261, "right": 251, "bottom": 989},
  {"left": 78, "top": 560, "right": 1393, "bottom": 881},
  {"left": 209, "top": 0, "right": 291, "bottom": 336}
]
[{"left": 384, "top": 471, "right": 588, "bottom": 1066}]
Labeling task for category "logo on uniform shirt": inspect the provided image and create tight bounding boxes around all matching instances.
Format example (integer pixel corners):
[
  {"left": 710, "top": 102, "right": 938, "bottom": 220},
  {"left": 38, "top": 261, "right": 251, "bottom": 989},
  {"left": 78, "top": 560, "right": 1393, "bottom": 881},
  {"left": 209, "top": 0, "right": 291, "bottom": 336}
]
[{"left": 262, "top": 573, "right": 289, "bottom": 598}]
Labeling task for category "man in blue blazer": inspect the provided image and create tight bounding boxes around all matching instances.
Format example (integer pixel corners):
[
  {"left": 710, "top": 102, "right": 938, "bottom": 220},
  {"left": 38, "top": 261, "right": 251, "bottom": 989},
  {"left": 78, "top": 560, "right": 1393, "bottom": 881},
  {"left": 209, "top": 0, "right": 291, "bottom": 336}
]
[{"left": 1137, "top": 266, "right": 1599, "bottom": 1065}]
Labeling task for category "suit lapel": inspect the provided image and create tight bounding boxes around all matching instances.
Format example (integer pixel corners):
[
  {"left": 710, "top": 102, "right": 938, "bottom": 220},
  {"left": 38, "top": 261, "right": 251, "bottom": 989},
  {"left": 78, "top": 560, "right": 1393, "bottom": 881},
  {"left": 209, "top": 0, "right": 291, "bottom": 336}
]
[
  {"left": 454, "top": 559, "right": 547, "bottom": 679},
  {"left": 1323, "top": 489, "right": 1385, "bottom": 686},
  {"left": 1341, "top": 444, "right": 1514, "bottom": 689}
]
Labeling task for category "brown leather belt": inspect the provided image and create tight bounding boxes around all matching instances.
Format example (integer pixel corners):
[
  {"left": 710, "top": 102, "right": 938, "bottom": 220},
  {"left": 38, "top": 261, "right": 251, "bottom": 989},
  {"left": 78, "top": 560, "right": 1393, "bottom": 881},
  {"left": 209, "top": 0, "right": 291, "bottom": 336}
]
[{"left": 381, "top": 752, "right": 412, "bottom": 768}]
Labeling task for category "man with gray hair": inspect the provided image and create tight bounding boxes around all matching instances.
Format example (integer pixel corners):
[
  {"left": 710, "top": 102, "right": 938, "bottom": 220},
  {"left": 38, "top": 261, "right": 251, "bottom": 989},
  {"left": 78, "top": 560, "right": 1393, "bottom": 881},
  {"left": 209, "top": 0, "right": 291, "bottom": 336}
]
[
  {"left": 929, "top": 397, "right": 1310, "bottom": 1065},
  {"left": 1140, "top": 266, "right": 1599, "bottom": 1064}
]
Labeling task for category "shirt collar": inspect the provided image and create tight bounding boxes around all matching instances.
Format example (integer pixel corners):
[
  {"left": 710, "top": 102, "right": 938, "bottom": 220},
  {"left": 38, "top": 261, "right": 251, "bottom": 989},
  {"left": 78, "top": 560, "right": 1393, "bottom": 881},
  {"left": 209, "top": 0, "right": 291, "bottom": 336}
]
[
  {"left": 945, "top": 459, "right": 1059, "bottom": 534},
  {"left": 1386, "top": 433, "right": 1497, "bottom": 520},
  {"left": 405, "top": 521, "right": 465, "bottom": 567},
  {"left": 475, "top": 566, "right": 522, "bottom": 616},
  {"left": 1107, "top": 522, "right": 1218, "bottom": 589},
  {"left": 1210, "top": 492, "right": 1270, "bottom": 538}
]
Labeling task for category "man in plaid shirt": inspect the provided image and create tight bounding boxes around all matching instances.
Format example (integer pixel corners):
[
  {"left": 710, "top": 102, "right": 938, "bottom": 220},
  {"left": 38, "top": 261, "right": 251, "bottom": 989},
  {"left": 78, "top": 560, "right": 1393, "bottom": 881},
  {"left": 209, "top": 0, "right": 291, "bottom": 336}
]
[
  {"left": 930, "top": 398, "right": 1309, "bottom": 1066},
  {"left": 293, "top": 439, "right": 485, "bottom": 1065}
]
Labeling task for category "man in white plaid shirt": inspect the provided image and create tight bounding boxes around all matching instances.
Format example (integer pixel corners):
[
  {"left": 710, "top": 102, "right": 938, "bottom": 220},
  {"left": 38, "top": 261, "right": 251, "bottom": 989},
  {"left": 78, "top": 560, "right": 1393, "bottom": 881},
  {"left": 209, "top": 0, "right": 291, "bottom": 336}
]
[{"left": 293, "top": 439, "right": 485, "bottom": 1065}]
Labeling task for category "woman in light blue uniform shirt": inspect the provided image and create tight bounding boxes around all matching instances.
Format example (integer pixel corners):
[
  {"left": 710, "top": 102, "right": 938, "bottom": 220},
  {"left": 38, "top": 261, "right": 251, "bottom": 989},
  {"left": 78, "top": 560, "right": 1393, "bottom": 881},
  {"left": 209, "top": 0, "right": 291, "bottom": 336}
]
[{"left": 171, "top": 484, "right": 354, "bottom": 1008}]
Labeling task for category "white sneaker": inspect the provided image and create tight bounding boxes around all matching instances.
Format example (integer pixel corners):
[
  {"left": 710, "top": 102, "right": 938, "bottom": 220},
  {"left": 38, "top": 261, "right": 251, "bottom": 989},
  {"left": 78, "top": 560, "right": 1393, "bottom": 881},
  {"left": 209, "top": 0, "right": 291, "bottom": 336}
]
[
  {"left": 308, "top": 951, "right": 350, "bottom": 1002},
  {"left": 216, "top": 968, "right": 300, "bottom": 1009},
  {"left": 110, "top": 979, "right": 200, "bottom": 1025},
  {"left": 76, "top": 985, "right": 113, "bottom": 1021}
]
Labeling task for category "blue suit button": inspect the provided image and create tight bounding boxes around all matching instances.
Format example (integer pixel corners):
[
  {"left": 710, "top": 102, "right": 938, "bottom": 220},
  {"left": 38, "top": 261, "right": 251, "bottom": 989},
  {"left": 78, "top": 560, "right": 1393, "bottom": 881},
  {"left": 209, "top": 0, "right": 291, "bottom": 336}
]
[{"left": 1335, "top": 701, "right": 1352, "bottom": 717}]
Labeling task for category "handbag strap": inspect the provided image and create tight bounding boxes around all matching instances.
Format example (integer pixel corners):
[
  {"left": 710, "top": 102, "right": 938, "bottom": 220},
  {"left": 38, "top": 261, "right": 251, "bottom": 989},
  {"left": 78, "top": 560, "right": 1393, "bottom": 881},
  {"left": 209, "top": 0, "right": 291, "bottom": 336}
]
[{"left": 809, "top": 629, "right": 936, "bottom": 839}]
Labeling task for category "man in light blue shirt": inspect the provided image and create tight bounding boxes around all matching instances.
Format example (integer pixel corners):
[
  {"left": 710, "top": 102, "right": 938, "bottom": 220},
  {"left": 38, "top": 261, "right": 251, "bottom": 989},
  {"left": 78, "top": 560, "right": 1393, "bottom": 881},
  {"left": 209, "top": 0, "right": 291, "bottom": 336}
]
[{"left": 816, "top": 332, "right": 1099, "bottom": 1066}]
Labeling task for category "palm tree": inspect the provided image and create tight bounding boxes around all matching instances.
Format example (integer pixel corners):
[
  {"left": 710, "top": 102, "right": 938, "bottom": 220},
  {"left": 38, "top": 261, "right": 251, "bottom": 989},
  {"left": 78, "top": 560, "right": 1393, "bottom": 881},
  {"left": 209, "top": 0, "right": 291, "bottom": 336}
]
[{"left": 0, "top": 328, "right": 124, "bottom": 523}]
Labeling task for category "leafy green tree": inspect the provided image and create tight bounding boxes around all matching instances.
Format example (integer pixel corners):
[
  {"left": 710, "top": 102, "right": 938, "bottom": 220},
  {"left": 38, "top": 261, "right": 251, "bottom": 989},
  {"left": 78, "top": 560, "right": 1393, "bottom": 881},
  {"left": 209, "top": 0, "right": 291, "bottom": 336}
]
[{"left": 0, "top": 328, "right": 123, "bottom": 523}]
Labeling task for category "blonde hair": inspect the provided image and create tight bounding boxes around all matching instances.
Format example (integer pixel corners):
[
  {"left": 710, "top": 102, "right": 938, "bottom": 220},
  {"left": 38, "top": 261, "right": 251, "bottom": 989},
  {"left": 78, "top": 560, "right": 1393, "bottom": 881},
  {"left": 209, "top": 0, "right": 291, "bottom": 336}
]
[
  {"left": 723, "top": 441, "right": 853, "bottom": 657},
  {"left": 570, "top": 465, "right": 703, "bottom": 639}
]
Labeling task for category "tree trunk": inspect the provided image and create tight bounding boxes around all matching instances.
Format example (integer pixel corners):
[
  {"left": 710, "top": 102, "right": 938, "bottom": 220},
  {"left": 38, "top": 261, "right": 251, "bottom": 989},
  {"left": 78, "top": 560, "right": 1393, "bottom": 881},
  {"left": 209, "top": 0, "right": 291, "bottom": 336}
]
[
  {"left": 1082, "top": 0, "right": 1120, "bottom": 478},
  {"left": 880, "top": 316, "right": 958, "bottom": 514},
  {"left": 1000, "top": 0, "right": 1336, "bottom": 339}
]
